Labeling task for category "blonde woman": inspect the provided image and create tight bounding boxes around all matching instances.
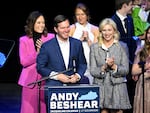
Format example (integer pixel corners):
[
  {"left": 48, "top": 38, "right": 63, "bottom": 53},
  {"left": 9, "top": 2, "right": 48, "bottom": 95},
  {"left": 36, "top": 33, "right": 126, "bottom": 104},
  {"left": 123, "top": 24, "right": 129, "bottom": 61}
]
[{"left": 90, "top": 18, "right": 131, "bottom": 113}]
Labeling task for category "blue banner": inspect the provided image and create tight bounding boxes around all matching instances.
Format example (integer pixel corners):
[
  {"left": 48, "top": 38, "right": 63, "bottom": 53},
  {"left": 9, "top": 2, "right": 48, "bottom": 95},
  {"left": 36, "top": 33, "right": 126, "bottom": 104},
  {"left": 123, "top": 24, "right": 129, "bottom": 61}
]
[{"left": 48, "top": 85, "right": 100, "bottom": 113}]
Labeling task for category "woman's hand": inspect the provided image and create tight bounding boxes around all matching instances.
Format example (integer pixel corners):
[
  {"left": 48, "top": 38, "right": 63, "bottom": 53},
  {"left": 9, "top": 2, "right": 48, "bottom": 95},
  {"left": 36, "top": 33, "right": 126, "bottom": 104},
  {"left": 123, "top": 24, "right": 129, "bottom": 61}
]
[
  {"left": 36, "top": 39, "right": 43, "bottom": 53},
  {"left": 106, "top": 57, "right": 114, "bottom": 67}
]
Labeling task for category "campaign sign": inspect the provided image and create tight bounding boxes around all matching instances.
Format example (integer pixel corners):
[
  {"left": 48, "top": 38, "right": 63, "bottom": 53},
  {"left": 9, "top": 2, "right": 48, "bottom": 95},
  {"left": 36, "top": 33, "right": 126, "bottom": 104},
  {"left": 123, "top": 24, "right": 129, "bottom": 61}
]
[{"left": 47, "top": 85, "right": 100, "bottom": 113}]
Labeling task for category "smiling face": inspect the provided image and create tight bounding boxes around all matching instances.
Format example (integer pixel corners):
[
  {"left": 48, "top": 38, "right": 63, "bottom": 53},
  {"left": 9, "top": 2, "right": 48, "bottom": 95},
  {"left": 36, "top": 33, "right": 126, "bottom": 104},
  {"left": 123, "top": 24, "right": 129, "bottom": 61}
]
[
  {"left": 34, "top": 15, "right": 45, "bottom": 33},
  {"left": 126, "top": 1, "right": 134, "bottom": 14},
  {"left": 54, "top": 19, "right": 70, "bottom": 41},
  {"left": 101, "top": 24, "right": 115, "bottom": 42},
  {"left": 75, "top": 8, "right": 88, "bottom": 26}
]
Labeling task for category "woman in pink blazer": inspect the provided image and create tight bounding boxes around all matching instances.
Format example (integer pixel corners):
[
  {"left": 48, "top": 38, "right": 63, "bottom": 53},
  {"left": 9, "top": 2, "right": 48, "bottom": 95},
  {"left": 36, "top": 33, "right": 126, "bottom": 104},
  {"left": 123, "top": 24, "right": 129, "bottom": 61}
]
[{"left": 18, "top": 11, "right": 54, "bottom": 113}]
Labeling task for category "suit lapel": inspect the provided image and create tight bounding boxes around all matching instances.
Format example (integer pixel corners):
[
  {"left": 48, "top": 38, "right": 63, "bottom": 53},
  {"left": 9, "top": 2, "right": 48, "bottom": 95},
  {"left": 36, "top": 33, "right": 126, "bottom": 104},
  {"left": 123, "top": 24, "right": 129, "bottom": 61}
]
[
  {"left": 28, "top": 37, "right": 36, "bottom": 52},
  {"left": 53, "top": 38, "right": 66, "bottom": 68},
  {"left": 113, "top": 14, "right": 126, "bottom": 35},
  {"left": 68, "top": 38, "right": 73, "bottom": 68}
]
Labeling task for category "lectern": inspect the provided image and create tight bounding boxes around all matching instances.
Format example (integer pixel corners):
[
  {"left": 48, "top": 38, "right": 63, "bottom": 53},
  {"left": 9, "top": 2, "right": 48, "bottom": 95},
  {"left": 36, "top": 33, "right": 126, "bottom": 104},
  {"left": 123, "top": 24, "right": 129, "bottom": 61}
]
[{"left": 0, "top": 38, "right": 15, "bottom": 68}]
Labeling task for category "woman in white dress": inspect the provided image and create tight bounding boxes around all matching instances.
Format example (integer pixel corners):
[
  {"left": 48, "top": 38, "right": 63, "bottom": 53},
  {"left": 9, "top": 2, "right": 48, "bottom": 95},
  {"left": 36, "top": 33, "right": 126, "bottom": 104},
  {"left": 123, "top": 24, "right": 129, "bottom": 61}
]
[{"left": 69, "top": 2, "right": 99, "bottom": 85}]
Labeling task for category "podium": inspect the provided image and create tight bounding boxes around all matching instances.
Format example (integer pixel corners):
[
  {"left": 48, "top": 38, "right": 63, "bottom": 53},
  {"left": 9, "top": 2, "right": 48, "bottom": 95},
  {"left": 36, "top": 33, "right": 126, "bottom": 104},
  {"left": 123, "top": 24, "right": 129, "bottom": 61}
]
[
  {"left": 0, "top": 38, "right": 15, "bottom": 68},
  {"left": 45, "top": 85, "right": 100, "bottom": 113}
]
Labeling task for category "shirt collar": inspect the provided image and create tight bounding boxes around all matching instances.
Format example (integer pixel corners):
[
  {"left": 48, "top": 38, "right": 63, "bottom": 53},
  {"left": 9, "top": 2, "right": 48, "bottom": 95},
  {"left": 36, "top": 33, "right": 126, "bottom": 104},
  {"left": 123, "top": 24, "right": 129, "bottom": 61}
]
[
  {"left": 116, "top": 11, "right": 127, "bottom": 21},
  {"left": 56, "top": 35, "right": 69, "bottom": 44}
]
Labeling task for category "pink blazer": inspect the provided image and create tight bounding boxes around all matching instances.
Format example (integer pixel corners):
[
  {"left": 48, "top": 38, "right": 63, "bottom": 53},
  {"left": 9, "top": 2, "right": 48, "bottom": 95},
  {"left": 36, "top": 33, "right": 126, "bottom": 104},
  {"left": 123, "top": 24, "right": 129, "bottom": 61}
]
[{"left": 18, "top": 33, "right": 55, "bottom": 88}]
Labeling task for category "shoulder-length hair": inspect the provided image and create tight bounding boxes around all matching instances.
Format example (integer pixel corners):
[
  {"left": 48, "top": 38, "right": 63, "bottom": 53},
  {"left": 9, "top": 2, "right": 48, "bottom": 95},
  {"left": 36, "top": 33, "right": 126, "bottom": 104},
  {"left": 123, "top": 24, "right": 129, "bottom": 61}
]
[
  {"left": 98, "top": 18, "right": 120, "bottom": 45},
  {"left": 24, "top": 11, "right": 48, "bottom": 38},
  {"left": 139, "top": 26, "right": 150, "bottom": 62},
  {"left": 73, "top": 3, "right": 91, "bottom": 22}
]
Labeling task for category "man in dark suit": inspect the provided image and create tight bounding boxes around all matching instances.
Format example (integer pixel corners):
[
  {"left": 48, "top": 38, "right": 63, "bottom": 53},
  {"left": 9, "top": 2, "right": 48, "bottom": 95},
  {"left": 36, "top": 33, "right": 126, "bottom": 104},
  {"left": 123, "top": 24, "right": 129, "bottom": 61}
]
[
  {"left": 111, "top": 0, "right": 137, "bottom": 113},
  {"left": 36, "top": 14, "right": 88, "bottom": 112},
  {"left": 37, "top": 14, "right": 88, "bottom": 87},
  {"left": 112, "top": 0, "right": 137, "bottom": 64}
]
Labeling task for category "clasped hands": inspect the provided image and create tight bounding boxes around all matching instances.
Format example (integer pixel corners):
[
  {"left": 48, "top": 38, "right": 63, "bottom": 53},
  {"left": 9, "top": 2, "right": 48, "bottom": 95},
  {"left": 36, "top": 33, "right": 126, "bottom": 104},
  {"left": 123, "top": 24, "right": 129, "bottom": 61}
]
[
  {"left": 101, "top": 57, "right": 116, "bottom": 71},
  {"left": 80, "top": 31, "right": 89, "bottom": 41},
  {"left": 57, "top": 73, "right": 80, "bottom": 83}
]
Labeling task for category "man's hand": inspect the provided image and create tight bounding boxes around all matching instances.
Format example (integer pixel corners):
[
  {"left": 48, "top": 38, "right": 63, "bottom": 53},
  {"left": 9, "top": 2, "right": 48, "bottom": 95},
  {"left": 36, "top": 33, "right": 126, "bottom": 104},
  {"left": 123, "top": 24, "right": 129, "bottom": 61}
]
[
  {"left": 69, "top": 74, "right": 80, "bottom": 83},
  {"left": 57, "top": 74, "right": 71, "bottom": 83}
]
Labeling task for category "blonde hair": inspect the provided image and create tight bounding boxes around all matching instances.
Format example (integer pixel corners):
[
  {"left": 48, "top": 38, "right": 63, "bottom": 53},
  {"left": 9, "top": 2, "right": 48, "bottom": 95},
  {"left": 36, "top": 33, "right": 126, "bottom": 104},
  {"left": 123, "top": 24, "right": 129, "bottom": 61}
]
[{"left": 98, "top": 18, "right": 120, "bottom": 45}]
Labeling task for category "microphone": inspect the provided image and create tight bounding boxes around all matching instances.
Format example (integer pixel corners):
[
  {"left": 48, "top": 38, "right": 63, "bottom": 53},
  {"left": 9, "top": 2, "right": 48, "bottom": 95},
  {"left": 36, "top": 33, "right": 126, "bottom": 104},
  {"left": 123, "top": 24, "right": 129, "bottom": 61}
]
[
  {"left": 72, "top": 57, "right": 76, "bottom": 74},
  {"left": 50, "top": 68, "right": 73, "bottom": 78}
]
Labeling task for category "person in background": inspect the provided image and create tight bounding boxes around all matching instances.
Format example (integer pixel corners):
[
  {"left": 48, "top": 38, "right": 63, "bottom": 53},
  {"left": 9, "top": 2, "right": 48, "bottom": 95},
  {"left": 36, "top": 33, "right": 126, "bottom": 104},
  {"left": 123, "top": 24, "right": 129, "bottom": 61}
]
[
  {"left": 132, "top": 0, "right": 149, "bottom": 37},
  {"left": 146, "top": 0, "right": 150, "bottom": 23},
  {"left": 132, "top": 0, "right": 150, "bottom": 55},
  {"left": 36, "top": 14, "right": 87, "bottom": 112},
  {"left": 111, "top": 1, "right": 137, "bottom": 112},
  {"left": 18, "top": 11, "right": 54, "bottom": 113},
  {"left": 132, "top": 25, "right": 150, "bottom": 113},
  {"left": 69, "top": 2, "right": 99, "bottom": 85},
  {"left": 90, "top": 18, "right": 131, "bottom": 113}
]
